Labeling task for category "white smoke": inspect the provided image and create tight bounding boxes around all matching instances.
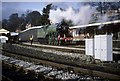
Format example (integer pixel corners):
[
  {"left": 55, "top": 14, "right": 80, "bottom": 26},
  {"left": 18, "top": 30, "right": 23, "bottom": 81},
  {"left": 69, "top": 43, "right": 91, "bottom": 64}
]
[
  {"left": 49, "top": 5, "right": 96, "bottom": 25},
  {"left": 97, "top": 14, "right": 108, "bottom": 23},
  {"left": 98, "top": 14, "right": 109, "bottom": 29}
]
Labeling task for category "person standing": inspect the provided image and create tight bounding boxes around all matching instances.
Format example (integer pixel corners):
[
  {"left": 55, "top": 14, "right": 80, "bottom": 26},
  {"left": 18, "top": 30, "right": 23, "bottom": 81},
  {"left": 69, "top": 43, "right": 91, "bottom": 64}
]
[{"left": 30, "top": 35, "right": 33, "bottom": 45}]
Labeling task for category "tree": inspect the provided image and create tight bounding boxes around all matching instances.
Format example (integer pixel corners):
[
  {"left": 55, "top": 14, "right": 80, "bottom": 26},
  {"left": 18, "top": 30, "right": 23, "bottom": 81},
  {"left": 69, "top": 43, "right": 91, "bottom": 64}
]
[
  {"left": 2, "top": 4, "right": 53, "bottom": 31},
  {"left": 2, "top": 19, "right": 8, "bottom": 30},
  {"left": 2, "top": 13, "right": 27, "bottom": 32},
  {"left": 26, "top": 11, "right": 41, "bottom": 26},
  {"left": 0, "top": 21, "right": 2, "bottom": 29},
  {"left": 41, "top": 4, "right": 52, "bottom": 25},
  {"left": 19, "top": 13, "right": 26, "bottom": 30},
  {"left": 8, "top": 13, "right": 21, "bottom": 31}
]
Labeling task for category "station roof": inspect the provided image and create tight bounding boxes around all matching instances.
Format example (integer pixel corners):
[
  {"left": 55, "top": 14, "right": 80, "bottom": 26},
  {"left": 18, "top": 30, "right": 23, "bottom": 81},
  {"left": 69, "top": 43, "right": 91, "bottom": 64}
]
[
  {"left": 0, "top": 29, "right": 9, "bottom": 34},
  {"left": 69, "top": 20, "right": 120, "bottom": 29},
  {"left": 21, "top": 26, "right": 43, "bottom": 33}
]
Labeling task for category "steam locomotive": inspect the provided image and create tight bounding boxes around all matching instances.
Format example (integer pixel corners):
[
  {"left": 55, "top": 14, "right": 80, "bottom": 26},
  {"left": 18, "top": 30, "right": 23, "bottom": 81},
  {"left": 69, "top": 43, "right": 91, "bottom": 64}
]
[{"left": 19, "top": 22, "right": 73, "bottom": 45}]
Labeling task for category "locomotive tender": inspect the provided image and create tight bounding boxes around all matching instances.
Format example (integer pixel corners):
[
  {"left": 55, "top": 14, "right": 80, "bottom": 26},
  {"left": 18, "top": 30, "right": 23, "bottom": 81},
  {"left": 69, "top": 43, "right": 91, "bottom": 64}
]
[{"left": 19, "top": 24, "right": 73, "bottom": 45}]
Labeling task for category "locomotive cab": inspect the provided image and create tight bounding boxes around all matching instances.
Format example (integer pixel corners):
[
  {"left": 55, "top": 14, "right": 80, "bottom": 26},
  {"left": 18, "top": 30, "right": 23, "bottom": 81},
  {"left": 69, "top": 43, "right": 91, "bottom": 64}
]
[{"left": 55, "top": 21, "right": 73, "bottom": 45}]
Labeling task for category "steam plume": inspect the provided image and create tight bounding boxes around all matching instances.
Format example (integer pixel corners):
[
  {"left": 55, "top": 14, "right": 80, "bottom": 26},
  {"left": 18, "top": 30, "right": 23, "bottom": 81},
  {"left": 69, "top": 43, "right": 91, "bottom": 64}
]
[{"left": 49, "top": 5, "right": 96, "bottom": 25}]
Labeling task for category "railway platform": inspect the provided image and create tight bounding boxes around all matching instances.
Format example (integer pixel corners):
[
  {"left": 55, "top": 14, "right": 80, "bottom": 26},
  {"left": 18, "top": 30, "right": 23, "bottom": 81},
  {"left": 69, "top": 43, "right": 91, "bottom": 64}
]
[
  {"left": 22, "top": 42, "right": 120, "bottom": 54},
  {"left": 22, "top": 42, "right": 85, "bottom": 54}
]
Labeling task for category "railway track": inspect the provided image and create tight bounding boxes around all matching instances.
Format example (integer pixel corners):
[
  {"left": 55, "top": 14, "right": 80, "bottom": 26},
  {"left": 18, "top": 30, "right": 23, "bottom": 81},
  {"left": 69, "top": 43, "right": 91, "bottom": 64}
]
[
  {"left": 2, "top": 50, "right": 120, "bottom": 80},
  {"left": 2, "top": 53, "right": 103, "bottom": 81}
]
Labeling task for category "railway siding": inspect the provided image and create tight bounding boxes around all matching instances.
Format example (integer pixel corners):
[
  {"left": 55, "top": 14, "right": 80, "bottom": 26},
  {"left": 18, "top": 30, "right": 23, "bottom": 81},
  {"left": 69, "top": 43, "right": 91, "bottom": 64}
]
[{"left": 2, "top": 43, "right": 92, "bottom": 64}]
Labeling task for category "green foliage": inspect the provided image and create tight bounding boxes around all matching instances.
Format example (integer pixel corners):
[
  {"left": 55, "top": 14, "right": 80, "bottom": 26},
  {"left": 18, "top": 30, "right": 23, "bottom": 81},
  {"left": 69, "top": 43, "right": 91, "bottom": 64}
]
[
  {"left": 2, "top": 19, "right": 8, "bottom": 29},
  {"left": 41, "top": 4, "right": 52, "bottom": 25},
  {"left": 7, "top": 13, "right": 21, "bottom": 31},
  {"left": 0, "top": 21, "right": 2, "bottom": 29},
  {"left": 26, "top": 11, "right": 41, "bottom": 26},
  {"left": 2, "top": 4, "right": 52, "bottom": 32}
]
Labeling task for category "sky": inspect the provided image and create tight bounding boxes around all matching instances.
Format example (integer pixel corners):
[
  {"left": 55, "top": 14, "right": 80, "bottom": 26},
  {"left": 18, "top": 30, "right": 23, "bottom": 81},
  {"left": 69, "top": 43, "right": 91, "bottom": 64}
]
[
  {"left": 1, "top": 0, "right": 120, "bottom": 22},
  {"left": 1, "top": 2, "right": 84, "bottom": 20},
  {"left": 2, "top": 2, "right": 48, "bottom": 20}
]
